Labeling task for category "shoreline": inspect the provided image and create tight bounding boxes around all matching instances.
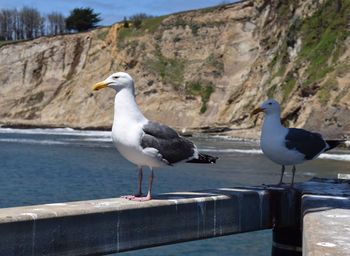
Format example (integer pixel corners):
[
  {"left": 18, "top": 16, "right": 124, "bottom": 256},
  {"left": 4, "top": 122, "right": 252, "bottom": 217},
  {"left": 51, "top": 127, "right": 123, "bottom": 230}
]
[
  {"left": 1, "top": 123, "right": 349, "bottom": 149},
  {"left": 0, "top": 122, "right": 260, "bottom": 140},
  {"left": 0, "top": 123, "right": 112, "bottom": 131},
  {"left": 0, "top": 125, "right": 350, "bottom": 160}
]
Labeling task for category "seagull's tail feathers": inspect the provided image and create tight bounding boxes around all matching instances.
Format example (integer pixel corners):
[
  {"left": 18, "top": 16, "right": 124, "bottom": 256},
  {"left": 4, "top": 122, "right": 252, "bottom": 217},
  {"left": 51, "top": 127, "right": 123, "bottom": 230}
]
[
  {"left": 325, "top": 140, "right": 346, "bottom": 151},
  {"left": 187, "top": 153, "right": 218, "bottom": 164}
]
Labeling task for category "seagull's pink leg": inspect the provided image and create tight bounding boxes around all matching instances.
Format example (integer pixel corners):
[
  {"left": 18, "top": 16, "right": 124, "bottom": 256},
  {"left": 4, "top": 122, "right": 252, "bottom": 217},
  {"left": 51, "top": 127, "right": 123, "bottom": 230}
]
[
  {"left": 130, "top": 168, "right": 153, "bottom": 201},
  {"left": 121, "top": 167, "right": 143, "bottom": 199}
]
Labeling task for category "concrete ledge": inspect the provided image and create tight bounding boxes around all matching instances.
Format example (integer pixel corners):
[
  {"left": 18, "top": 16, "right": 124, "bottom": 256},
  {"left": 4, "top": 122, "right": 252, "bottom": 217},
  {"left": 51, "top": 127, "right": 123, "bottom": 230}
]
[
  {"left": 0, "top": 188, "right": 271, "bottom": 256},
  {"left": 301, "top": 178, "right": 350, "bottom": 256},
  {"left": 1, "top": 178, "right": 349, "bottom": 256},
  {"left": 302, "top": 194, "right": 350, "bottom": 256}
]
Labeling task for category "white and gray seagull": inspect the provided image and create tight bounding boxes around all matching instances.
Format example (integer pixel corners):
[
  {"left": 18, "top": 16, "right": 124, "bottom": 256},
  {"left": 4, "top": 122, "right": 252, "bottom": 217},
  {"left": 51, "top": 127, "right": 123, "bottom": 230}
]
[
  {"left": 252, "top": 99, "right": 344, "bottom": 186},
  {"left": 93, "top": 72, "right": 217, "bottom": 201}
]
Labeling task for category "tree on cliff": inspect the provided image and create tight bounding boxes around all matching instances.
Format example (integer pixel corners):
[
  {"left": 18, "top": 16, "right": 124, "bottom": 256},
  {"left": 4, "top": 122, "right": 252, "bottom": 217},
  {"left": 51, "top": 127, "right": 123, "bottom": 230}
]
[
  {"left": 0, "top": 7, "right": 67, "bottom": 41},
  {"left": 0, "top": 9, "right": 14, "bottom": 40},
  {"left": 20, "top": 7, "right": 44, "bottom": 39},
  {"left": 65, "top": 8, "right": 101, "bottom": 32},
  {"left": 129, "top": 13, "right": 153, "bottom": 29},
  {"left": 0, "top": 7, "right": 44, "bottom": 40},
  {"left": 47, "top": 12, "right": 65, "bottom": 35}
]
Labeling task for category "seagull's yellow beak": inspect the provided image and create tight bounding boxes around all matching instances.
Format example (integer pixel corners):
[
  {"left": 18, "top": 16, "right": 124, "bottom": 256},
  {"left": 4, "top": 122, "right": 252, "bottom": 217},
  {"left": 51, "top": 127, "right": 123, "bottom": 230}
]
[
  {"left": 92, "top": 81, "right": 108, "bottom": 91},
  {"left": 251, "top": 107, "right": 265, "bottom": 116}
]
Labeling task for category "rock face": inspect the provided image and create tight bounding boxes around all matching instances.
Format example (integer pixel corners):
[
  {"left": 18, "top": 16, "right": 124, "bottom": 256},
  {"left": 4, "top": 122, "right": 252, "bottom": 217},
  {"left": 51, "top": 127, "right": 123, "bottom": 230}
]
[{"left": 0, "top": 0, "right": 349, "bottom": 139}]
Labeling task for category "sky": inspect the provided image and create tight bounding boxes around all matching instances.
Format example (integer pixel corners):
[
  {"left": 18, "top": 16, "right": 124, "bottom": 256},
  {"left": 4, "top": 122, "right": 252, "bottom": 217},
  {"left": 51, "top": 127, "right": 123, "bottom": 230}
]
[{"left": 0, "top": 0, "right": 237, "bottom": 26}]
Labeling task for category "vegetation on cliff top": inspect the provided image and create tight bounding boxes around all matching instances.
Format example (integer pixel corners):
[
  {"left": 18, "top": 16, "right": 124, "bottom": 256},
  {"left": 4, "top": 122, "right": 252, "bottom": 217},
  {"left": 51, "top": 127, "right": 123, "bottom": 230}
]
[
  {"left": 0, "top": 41, "right": 13, "bottom": 47},
  {"left": 117, "top": 15, "right": 166, "bottom": 45}
]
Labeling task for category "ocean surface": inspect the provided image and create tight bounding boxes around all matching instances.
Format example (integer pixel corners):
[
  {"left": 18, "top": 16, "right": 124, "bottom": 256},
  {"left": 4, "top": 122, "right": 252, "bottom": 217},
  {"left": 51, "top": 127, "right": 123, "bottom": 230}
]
[{"left": 0, "top": 128, "right": 349, "bottom": 255}]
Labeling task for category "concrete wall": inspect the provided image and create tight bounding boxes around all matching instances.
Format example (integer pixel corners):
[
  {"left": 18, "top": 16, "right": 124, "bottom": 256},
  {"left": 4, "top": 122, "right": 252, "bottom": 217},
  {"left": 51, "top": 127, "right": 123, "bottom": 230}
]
[
  {"left": 0, "top": 178, "right": 349, "bottom": 256},
  {"left": 0, "top": 188, "right": 271, "bottom": 255},
  {"left": 302, "top": 179, "right": 350, "bottom": 256}
]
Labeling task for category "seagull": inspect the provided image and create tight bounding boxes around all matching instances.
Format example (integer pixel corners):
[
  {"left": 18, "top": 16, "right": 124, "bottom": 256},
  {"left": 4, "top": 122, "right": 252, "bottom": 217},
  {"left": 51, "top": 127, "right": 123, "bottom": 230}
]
[
  {"left": 92, "top": 72, "right": 218, "bottom": 201},
  {"left": 252, "top": 99, "right": 344, "bottom": 186}
]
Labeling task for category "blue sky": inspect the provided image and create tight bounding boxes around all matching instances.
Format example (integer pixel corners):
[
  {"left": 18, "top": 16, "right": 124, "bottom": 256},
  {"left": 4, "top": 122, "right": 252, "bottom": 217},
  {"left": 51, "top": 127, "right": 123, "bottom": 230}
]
[{"left": 0, "top": 0, "right": 237, "bottom": 26}]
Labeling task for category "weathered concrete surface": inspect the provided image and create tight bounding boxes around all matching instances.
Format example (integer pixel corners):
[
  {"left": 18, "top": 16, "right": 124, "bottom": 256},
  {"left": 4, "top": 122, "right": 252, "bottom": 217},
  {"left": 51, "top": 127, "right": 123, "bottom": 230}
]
[
  {"left": 303, "top": 207, "right": 350, "bottom": 256},
  {"left": 269, "top": 178, "right": 350, "bottom": 256},
  {"left": 303, "top": 195, "right": 350, "bottom": 256},
  {"left": 302, "top": 185, "right": 350, "bottom": 256},
  {"left": 0, "top": 188, "right": 271, "bottom": 256}
]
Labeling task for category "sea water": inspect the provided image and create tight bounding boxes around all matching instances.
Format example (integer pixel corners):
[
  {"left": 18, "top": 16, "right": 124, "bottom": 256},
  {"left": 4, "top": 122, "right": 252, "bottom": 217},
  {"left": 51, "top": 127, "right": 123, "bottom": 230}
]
[{"left": 0, "top": 128, "right": 349, "bottom": 255}]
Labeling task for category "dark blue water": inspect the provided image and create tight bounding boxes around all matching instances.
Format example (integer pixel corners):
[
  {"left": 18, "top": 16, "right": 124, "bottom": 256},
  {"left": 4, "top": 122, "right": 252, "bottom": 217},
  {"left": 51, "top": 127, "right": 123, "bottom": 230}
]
[{"left": 0, "top": 128, "right": 349, "bottom": 255}]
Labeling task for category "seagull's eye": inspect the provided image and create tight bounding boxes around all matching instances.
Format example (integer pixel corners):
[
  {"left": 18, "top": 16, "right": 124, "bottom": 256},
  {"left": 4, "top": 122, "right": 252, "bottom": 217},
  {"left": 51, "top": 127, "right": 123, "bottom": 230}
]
[
  {"left": 268, "top": 102, "right": 272, "bottom": 105},
  {"left": 113, "top": 76, "right": 119, "bottom": 79}
]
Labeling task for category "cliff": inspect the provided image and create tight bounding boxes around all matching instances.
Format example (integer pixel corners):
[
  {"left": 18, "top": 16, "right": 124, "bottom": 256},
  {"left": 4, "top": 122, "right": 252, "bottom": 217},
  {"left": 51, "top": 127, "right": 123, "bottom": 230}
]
[{"left": 0, "top": 0, "right": 349, "bottom": 139}]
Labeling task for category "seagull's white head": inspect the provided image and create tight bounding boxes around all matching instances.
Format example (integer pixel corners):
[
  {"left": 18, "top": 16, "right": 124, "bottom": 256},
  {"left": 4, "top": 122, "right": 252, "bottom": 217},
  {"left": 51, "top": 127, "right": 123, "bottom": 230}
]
[
  {"left": 251, "top": 99, "right": 281, "bottom": 116},
  {"left": 92, "top": 72, "right": 135, "bottom": 94}
]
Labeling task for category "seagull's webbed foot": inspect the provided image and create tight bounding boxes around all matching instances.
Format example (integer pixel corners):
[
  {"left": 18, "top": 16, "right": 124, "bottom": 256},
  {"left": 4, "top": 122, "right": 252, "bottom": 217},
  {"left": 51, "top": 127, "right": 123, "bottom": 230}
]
[
  {"left": 128, "top": 168, "right": 154, "bottom": 202},
  {"left": 121, "top": 168, "right": 144, "bottom": 200},
  {"left": 261, "top": 183, "right": 271, "bottom": 189},
  {"left": 125, "top": 168, "right": 154, "bottom": 202},
  {"left": 262, "top": 182, "right": 285, "bottom": 188},
  {"left": 129, "top": 194, "right": 152, "bottom": 202},
  {"left": 121, "top": 193, "right": 143, "bottom": 200}
]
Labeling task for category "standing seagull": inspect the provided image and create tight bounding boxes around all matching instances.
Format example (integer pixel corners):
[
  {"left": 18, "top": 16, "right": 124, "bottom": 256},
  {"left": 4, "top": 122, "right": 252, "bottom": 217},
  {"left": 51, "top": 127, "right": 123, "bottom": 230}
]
[
  {"left": 92, "top": 72, "right": 217, "bottom": 201},
  {"left": 252, "top": 99, "right": 344, "bottom": 186}
]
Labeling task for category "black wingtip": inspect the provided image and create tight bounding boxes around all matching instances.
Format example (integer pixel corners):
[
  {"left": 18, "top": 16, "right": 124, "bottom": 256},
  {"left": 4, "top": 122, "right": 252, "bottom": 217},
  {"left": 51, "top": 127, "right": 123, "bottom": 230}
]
[
  {"left": 187, "top": 153, "right": 218, "bottom": 164},
  {"left": 325, "top": 140, "right": 346, "bottom": 151}
]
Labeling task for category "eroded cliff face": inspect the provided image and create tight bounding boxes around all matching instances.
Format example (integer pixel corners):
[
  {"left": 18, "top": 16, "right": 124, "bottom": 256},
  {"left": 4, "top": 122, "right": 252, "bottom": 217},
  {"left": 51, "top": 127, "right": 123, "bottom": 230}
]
[{"left": 0, "top": 0, "right": 349, "bottom": 138}]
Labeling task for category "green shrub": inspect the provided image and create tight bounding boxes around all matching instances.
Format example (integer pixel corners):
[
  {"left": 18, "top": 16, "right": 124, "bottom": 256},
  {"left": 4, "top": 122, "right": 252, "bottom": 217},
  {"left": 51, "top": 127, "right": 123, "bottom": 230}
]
[
  {"left": 145, "top": 51, "right": 185, "bottom": 89},
  {"left": 117, "top": 15, "right": 166, "bottom": 48},
  {"left": 206, "top": 53, "right": 224, "bottom": 75},
  {"left": 129, "top": 13, "right": 152, "bottom": 29},
  {"left": 267, "top": 84, "right": 277, "bottom": 98},
  {"left": 186, "top": 80, "right": 215, "bottom": 113},
  {"left": 318, "top": 76, "right": 338, "bottom": 104},
  {"left": 96, "top": 27, "right": 109, "bottom": 41},
  {"left": 282, "top": 77, "right": 296, "bottom": 102},
  {"left": 298, "top": 0, "right": 350, "bottom": 86}
]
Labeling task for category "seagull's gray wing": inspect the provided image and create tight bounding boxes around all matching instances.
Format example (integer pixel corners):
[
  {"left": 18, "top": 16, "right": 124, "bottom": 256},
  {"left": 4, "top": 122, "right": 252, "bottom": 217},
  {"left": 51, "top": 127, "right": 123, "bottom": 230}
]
[
  {"left": 140, "top": 121, "right": 196, "bottom": 164},
  {"left": 285, "top": 128, "right": 327, "bottom": 160}
]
